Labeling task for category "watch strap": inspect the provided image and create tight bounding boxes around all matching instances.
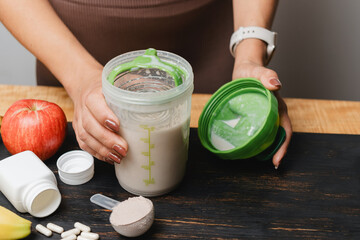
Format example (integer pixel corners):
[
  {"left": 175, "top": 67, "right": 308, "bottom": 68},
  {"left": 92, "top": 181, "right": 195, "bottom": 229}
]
[{"left": 230, "top": 26, "right": 277, "bottom": 64}]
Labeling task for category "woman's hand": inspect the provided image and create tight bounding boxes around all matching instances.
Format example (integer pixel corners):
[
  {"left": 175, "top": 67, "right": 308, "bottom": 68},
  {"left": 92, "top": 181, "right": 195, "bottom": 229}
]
[
  {"left": 232, "top": 59, "right": 292, "bottom": 169},
  {"left": 71, "top": 68, "right": 128, "bottom": 164},
  {"left": 0, "top": 0, "right": 128, "bottom": 164},
  {"left": 231, "top": 0, "right": 283, "bottom": 167}
]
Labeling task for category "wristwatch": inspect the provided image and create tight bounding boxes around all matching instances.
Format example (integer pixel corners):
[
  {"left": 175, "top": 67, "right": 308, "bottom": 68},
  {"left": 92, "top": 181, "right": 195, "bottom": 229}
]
[{"left": 230, "top": 26, "right": 277, "bottom": 65}]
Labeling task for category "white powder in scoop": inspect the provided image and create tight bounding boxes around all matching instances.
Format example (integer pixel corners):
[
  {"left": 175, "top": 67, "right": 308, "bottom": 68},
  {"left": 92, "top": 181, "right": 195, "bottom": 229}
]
[{"left": 110, "top": 196, "right": 153, "bottom": 226}]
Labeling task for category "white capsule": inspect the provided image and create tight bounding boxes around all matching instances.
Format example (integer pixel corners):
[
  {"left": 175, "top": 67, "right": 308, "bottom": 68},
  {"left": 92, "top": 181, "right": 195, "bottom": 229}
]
[
  {"left": 46, "top": 222, "right": 64, "bottom": 234},
  {"left": 77, "top": 236, "right": 91, "bottom": 240},
  {"left": 61, "top": 228, "right": 81, "bottom": 238},
  {"left": 36, "top": 224, "right": 52, "bottom": 237},
  {"left": 74, "top": 222, "right": 91, "bottom": 232},
  {"left": 80, "top": 231, "right": 99, "bottom": 240},
  {"left": 61, "top": 234, "right": 77, "bottom": 240}
]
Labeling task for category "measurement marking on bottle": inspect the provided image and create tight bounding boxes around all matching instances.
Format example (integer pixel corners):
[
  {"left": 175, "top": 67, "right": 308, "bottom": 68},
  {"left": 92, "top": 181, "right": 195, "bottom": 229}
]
[{"left": 140, "top": 125, "right": 155, "bottom": 186}]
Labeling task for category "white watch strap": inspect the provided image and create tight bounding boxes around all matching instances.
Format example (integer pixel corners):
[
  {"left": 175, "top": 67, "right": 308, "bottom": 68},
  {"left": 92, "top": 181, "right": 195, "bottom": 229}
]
[{"left": 230, "top": 26, "right": 277, "bottom": 64}]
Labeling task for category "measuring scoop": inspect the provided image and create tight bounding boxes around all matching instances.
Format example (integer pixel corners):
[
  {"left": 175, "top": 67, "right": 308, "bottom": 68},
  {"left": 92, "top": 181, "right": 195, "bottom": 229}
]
[
  {"left": 90, "top": 193, "right": 154, "bottom": 237},
  {"left": 107, "top": 48, "right": 185, "bottom": 87}
]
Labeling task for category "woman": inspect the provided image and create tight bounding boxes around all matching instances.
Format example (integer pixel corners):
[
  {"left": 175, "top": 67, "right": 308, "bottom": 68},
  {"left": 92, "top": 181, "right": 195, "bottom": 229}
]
[{"left": 0, "top": 0, "right": 291, "bottom": 168}]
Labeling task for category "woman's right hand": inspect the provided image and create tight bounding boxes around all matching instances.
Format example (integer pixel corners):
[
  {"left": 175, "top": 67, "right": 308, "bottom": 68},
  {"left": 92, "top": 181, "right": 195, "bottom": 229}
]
[
  {"left": 0, "top": 0, "right": 128, "bottom": 164},
  {"left": 71, "top": 68, "right": 128, "bottom": 164}
]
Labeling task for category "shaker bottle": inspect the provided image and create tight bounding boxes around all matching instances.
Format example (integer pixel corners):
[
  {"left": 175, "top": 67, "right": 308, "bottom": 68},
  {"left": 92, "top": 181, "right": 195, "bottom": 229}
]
[
  {"left": 102, "top": 48, "right": 194, "bottom": 196},
  {"left": 198, "top": 78, "right": 285, "bottom": 160}
]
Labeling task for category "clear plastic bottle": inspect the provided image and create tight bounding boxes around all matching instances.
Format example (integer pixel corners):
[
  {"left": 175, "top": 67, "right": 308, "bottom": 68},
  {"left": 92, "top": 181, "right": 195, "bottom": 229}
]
[
  {"left": 0, "top": 151, "right": 61, "bottom": 217},
  {"left": 102, "top": 49, "right": 194, "bottom": 196}
]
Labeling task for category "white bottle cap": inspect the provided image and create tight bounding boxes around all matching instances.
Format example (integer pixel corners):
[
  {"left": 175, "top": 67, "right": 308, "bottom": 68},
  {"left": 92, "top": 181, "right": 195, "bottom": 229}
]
[{"left": 57, "top": 150, "right": 94, "bottom": 185}]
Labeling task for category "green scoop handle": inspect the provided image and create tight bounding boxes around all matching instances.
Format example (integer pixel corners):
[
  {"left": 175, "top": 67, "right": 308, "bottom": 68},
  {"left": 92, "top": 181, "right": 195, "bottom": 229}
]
[{"left": 107, "top": 48, "right": 184, "bottom": 86}]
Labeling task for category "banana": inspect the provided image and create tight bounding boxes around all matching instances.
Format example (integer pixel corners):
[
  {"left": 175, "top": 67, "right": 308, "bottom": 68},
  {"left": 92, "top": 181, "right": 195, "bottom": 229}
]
[{"left": 0, "top": 205, "right": 31, "bottom": 239}]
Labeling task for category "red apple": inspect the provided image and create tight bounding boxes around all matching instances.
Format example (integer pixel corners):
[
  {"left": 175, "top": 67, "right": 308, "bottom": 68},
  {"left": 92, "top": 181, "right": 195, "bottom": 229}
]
[{"left": 1, "top": 99, "right": 67, "bottom": 160}]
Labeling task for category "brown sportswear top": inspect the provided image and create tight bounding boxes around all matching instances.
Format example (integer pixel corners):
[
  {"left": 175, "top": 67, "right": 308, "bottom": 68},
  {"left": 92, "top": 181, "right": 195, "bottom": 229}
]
[{"left": 37, "top": 0, "right": 234, "bottom": 93}]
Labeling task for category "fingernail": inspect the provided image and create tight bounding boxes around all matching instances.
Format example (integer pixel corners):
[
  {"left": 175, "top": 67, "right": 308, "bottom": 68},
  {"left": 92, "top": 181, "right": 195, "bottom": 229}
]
[
  {"left": 269, "top": 78, "right": 282, "bottom": 87},
  {"left": 274, "top": 165, "right": 279, "bottom": 170},
  {"left": 104, "top": 157, "right": 114, "bottom": 165},
  {"left": 113, "top": 144, "right": 127, "bottom": 158},
  {"left": 105, "top": 120, "right": 119, "bottom": 132},
  {"left": 107, "top": 152, "right": 121, "bottom": 164}
]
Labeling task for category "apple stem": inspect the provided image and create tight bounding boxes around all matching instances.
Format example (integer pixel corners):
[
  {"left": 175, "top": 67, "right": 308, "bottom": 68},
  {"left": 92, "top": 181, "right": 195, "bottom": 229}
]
[{"left": 30, "top": 104, "right": 37, "bottom": 111}]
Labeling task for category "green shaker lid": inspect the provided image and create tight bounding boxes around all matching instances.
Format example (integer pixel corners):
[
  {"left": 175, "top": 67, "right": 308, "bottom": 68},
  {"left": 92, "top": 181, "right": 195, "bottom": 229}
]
[
  {"left": 107, "top": 48, "right": 185, "bottom": 87},
  {"left": 198, "top": 78, "right": 285, "bottom": 160}
]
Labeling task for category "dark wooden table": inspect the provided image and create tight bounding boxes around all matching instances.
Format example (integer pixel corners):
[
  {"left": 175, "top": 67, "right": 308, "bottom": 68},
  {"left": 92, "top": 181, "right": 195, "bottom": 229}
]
[{"left": 0, "top": 123, "right": 359, "bottom": 239}]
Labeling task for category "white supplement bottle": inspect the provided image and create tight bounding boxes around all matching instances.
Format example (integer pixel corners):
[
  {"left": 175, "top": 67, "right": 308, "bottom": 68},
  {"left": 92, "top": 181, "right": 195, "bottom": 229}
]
[
  {"left": 0, "top": 151, "right": 61, "bottom": 217},
  {"left": 102, "top": 49, "right": 194, "bottom": 197}
]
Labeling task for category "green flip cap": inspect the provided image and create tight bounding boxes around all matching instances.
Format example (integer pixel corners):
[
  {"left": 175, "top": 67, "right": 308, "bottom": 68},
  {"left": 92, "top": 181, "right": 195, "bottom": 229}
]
[{"left": 107, "top": 48, "right": 185, "bottom": 86}]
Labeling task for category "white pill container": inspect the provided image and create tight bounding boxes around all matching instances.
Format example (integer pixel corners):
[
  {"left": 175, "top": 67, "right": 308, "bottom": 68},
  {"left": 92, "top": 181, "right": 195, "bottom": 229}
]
[
  {"left": 0, "top": 151, "right": 61, "bottom": 217},
  {"left": 102, "top": 49, "right": 194, "bottom": 196}
]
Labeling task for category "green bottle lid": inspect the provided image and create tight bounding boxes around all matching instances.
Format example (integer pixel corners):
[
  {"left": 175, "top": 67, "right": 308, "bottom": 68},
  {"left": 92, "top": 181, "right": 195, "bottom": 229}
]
[
  {"left": 198, "top": 78, "right": 285, "bottom": 160},
  {"left": 107, "top": 48, "right": 185, "bottom": 87}
]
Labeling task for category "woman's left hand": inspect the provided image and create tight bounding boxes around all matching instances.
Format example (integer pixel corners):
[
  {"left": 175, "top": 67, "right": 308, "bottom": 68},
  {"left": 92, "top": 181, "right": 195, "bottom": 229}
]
[{"left": 232, "top": 59, "right": 292, "bottom": 169}]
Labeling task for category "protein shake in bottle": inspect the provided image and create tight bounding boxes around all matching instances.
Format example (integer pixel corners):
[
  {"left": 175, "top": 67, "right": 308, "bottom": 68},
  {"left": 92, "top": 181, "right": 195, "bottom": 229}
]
[{"left": 102, "top": 49, "right": 194, "bottom": 196}]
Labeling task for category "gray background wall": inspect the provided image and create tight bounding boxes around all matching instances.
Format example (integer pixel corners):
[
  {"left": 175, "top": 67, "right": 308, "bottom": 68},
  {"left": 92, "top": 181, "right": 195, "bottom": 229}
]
[{"left": 0, "top": 0, "right": 359, "bottom": 101}]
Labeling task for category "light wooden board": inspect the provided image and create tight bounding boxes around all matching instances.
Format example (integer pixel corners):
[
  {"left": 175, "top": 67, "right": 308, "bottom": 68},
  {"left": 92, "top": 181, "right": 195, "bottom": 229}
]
[{"left": 1, "top": 84, "right": 360, "bottom": 134}]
